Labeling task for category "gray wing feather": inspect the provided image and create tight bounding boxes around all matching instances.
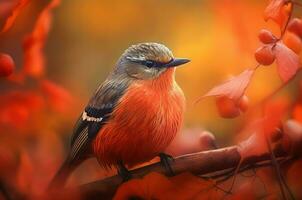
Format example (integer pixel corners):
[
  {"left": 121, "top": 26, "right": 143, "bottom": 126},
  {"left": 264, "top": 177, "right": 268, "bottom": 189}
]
[
  {"left": 67, "top": 75, "right": 131, "bottom": 163},
  {"left": 69, "top": 126, "right": 89, "bottom": 161}
]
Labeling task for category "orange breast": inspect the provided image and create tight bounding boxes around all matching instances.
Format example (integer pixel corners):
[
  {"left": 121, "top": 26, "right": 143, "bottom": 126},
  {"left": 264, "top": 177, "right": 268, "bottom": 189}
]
[{"left": 92, "top": 69, "right": 185, "bottom": 168}]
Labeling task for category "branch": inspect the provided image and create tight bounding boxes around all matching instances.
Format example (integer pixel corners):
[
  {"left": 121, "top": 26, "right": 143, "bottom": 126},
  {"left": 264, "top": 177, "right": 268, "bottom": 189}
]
[{"left": 52, "top": 126, "right": 302, "bottom": 200}]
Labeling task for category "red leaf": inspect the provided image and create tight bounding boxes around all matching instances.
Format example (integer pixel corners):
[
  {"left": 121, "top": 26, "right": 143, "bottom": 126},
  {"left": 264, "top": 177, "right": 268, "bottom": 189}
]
[
  {"left": 22, "top": 0, "right": 60, "bottom": 78},
  {"left": 293, "top": 104, "right": 302, "bottom": 123},
  {"left": 201, "top": 69, "right": 254, "bottom": 101},
  {"left": 238, "top": 129, "right": 267, "bottom": 163},
  {"left": 264, "top": 0, "right": 291, "bottom": 28},
  {"left": 0, "top": 91, "right": 45, "bottom": 128},
  {"left": 114, "top": 172, "right": 216, "bottom": 200},
  {"left": 274, "top": 42, "right": 300, "bottom": 82},
  {"left": 263, "top": 100, "right": 288, "bottom": 135},
  {"left": 238, "top": 100, "right": 287, "bottom": 160},
  {"left": 41, "top": 79, "right": 73, "bottom": 113},
  {"left": 288, "top": 18, "right": 302, "bottom": 37},
  {"left": 0, "top": 0, "right": 30, "bottom": 33}
]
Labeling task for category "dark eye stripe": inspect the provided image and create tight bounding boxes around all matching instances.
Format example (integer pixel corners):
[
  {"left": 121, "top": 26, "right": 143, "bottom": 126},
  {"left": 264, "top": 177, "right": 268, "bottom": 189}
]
[{"left": 131, "top": 59, "right": 173, "bottom": 68}]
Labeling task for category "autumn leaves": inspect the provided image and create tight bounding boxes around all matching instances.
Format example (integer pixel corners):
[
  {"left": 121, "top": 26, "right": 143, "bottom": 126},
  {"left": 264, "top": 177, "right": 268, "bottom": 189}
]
[
  {"left": 0, "top": 0, "right": 60, "bottom": 80},
  {"left": 0, "top": 0, "right": 29, "bottom": 78},
  {"left": 199, "top": 0, "right": 302, "bottom": 119}
]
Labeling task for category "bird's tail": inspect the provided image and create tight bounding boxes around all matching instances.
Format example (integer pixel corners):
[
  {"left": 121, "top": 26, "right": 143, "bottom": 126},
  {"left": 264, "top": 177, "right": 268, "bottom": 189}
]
[{"left": 47, "top": 158, "right": 77, "bottom": 191}]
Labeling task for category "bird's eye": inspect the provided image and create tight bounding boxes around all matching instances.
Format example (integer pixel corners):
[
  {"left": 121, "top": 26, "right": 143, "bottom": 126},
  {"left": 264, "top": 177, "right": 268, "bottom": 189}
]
[{"left": 144, "top": 60, "right": 156, "bottom": 68}]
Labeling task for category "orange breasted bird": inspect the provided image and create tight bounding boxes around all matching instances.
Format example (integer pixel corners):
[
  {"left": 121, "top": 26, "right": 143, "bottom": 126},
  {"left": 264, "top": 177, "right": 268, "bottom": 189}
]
[{"left": 48, "top": 42, "right": 189, "bottom": 189}]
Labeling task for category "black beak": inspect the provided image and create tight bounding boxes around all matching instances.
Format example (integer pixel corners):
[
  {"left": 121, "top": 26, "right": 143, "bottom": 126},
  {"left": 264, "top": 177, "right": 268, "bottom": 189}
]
[{"left": 164, "top": 58, "right": 190, "bottom": 68}]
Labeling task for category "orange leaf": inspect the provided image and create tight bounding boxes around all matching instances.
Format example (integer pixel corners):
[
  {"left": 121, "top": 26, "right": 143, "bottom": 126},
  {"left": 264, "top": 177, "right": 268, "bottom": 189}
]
[
  {"left": 22, "top": 0, "right": 60, "bottom": 78},
  {"left": 0, "top": 0, "right": 30, "bottom": 33},
  {"left": 264, "top": 0, "right": 291, "bottom": 28},
  {"left": 274, "top": 42, "right": 300, "bottom": 82},
  {"left": 201, "top": 69, "right": 254, "bottom": 101}
]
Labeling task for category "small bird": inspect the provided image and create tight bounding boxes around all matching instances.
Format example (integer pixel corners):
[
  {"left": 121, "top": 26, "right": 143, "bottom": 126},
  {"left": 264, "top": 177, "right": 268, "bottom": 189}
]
[{"left": 48, "top": 42, "right": 189, "bottom": 189}]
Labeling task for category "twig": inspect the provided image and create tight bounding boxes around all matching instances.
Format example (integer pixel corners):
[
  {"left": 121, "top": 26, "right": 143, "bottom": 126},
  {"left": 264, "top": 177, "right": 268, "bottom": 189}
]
[
  {"left": 0, "top": 179, "right": 24, "bottom": 200},
  {"left": 0, "top": 180, "right": 12, "bottom": 200},
  {"left": 291, "top": 0, "right": 302, "bottom": 8},
  {"left": 265, "top": 136, "right": 288, "bottom": 200},
  {"left": 215, "top": 157, "right": 291, "bottom": 183}
]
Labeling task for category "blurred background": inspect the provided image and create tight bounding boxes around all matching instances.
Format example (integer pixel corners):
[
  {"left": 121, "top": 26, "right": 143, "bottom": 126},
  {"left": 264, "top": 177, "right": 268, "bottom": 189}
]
[{"left": 1, "top": 0, "right": 301, "bottom": 197}]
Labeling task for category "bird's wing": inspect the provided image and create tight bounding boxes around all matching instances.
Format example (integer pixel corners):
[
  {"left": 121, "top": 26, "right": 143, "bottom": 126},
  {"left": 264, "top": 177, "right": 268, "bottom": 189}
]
[
  {"left": 68, "top": 78, "right": 130, "bottom": 163},
  {"left": 69, "top": 106, "right": 112, "bottom": 161}
]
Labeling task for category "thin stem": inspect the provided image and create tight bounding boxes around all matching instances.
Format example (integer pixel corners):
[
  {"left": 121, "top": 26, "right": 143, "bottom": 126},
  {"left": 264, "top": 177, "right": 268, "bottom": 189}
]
[
  {"left": 281, "top": 2, "right": 294, "bottom": 39},
  {"left": 257, "top": 68, "right": 302, "bottom": 107},
  {"left": 281, "top": 170, "right": 296, "bottom": 200},
  {"left": 265, "top": 135, "right": 288, "bottom": 200},
  {"left": 214, "top": 157, "right": 291, "bottom": 183},
  {"left": 292, "top": 0, "right": 302, "bottom": 7}
]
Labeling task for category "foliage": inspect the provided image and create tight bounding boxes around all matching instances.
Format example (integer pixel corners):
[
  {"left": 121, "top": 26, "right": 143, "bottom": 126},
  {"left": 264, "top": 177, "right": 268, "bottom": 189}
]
[{"left": 1, "top": 0, "right": 302, "bottom": 200}]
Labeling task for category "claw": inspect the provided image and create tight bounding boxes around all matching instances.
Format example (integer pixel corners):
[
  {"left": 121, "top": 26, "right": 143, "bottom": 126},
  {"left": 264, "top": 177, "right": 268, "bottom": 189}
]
[
  {"left": 117, "top": 161, "right": 132, "bottom": 182},
  {"left": 159, "top": 153, "right": 175, "bottom": 176}
]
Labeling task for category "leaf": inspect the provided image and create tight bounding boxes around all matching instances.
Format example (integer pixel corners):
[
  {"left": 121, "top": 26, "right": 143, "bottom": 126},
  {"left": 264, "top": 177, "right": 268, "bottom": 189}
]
[
  {"left": 201, "top": 69, "right": 255, "bottom": 101},
  {"left": 40, "top": 79, "right": 73, "bottom": 113},
  {"left": 114, "top": 172, "right": 217, "bottom": 200},
  {"left": 274, "top": 42, "right": 300, "bottom": 82},
  {"left": 264, "top": 0, "right": 291, "bottom": 28},
  {"left": 0, "top": 0, "right": 30, "bottom": 33},
  {"left": 238, "top": 120, "right": 268, "bottom": 160},
  {"left": 292, "top": 104, "right": 302, "bottom": 123},
  {"left": 238, "top": 100, "right": 287, "bottom": 160},
  {"left": 22, "top": 0, "right": 60, "bottom": 78},
  {"left": 0, "top": 91, "right": 45, "bottom": 128}
]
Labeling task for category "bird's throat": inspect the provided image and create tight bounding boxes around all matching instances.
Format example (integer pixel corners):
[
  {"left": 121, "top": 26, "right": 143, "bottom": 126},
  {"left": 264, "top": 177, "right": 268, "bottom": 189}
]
[{"left": 148, "top": 68, "right": 175, "bottom": 90}]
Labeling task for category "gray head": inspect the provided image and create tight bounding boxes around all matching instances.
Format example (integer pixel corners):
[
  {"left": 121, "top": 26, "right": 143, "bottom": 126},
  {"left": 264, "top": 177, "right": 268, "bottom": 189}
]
[{"left": 116, "top": 43, "right": 190, "bottom": 79}]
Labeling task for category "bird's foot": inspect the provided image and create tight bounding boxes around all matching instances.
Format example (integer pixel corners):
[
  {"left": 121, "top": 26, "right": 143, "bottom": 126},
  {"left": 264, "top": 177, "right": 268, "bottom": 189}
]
[
  {"left": 117, "top": 162, "right": 132, "bottom": 182},
  {"left": 159, "top": 153, "right": 175, "bottom": 176}
]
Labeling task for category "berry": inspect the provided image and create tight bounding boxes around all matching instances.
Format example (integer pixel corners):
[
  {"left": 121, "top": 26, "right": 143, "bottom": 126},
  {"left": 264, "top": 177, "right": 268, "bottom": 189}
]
[
  {"left": 237, "top": 95, "right": 249, "bottom": 113},
  {"left": 254, "top": 46, "right": 275, "bottom": 65},
  {"left": 258, "top": 29, "right": 277, "bottom": 44},
  {"left": 0, "top": 53, "right": 14, "bottom": 77},
  {"left": 283, "top": 32, "right": 302, "bottom": 54},
  {"left": 216, "top": 96, "right": 240, "bottom": 118},
  {"left": 288, "top": 18, "right": 302, "bottom": 38}
]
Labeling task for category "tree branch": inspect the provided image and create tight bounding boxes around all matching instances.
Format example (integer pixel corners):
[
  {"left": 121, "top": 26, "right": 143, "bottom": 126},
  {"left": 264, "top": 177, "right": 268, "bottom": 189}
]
[{"left": 52, "top": 127, "right": 302, "bottom": 200}]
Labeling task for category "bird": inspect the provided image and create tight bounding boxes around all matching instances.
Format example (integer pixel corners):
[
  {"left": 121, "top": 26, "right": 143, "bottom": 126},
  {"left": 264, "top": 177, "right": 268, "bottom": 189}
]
[{"left": 48, "top": 42, "right": 190, "bottom": 189}]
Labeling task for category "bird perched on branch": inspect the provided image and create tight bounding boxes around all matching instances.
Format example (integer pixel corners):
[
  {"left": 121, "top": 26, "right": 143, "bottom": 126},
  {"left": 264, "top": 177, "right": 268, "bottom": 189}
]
[{"left": 48, "top": 42, "right": 189, "bottom": 189}]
